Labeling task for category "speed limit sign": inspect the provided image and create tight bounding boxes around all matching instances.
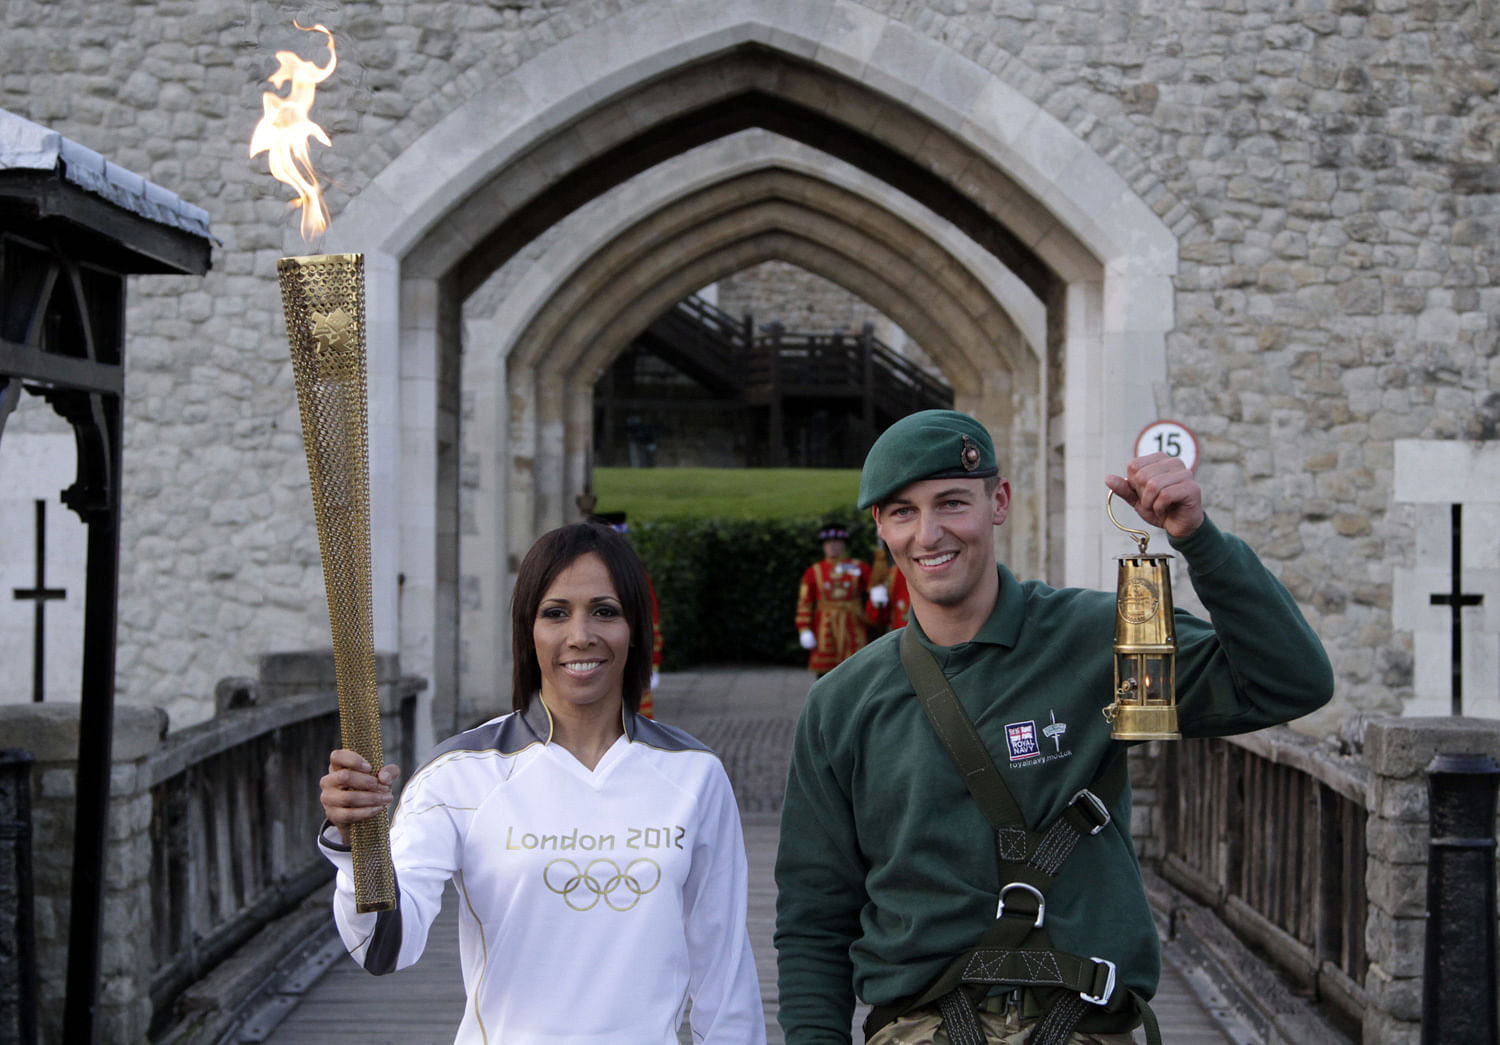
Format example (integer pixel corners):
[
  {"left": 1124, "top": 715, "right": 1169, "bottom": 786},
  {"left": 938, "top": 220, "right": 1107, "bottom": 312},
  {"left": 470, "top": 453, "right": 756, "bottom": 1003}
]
[{"left": 1134, "top": 420, "right": 1199, "bottom": 473}]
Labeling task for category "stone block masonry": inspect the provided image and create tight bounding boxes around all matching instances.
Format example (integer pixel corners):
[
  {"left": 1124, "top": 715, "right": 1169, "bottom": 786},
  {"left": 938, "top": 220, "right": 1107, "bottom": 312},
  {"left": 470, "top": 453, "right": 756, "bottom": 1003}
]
[
  {"left": 1361, "top": 717, "right": 1500, "bottom": 1045},
  {"left": 0, "top": 0, "right": 1495, "bottom": 731},
  {"left": 0, "top": 704, "right": 165, "bottom": 1045},
  {"left": 713, "top": 260, "right": 934, "bottom": 366}
]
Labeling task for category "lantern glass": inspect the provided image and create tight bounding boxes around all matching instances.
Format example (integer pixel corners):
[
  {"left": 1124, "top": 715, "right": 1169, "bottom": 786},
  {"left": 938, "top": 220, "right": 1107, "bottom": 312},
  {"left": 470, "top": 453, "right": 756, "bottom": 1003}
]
[
  {"left": 1114, "top": 651, "right": 1173, "bottom": 704},
  {"left": 1142, "top": 652, "right": 1170, "bottom": 703}
]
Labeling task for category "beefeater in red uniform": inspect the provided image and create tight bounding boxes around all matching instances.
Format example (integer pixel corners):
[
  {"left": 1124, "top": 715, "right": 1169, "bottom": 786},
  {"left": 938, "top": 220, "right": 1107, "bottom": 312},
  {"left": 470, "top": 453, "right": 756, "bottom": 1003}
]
[
  {"left": 795, "top": 526, "right": 871, "bottom": 675},
  {"left": 866, "top": 565, "right": 911, "bottom": 632}
]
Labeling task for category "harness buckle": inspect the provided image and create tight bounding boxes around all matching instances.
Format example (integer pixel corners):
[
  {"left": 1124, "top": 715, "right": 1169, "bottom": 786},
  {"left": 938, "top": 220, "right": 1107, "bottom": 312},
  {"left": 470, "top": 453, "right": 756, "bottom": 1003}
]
[
  {"left": 1080, "top": 956, "right": 1117, "bottom": 1006},
  {"left": 1070, "top": 788, "right": 1111, "bottom": 835},
  {"left": 995, "top": 882, "right": 1045, "bottom": 928}
]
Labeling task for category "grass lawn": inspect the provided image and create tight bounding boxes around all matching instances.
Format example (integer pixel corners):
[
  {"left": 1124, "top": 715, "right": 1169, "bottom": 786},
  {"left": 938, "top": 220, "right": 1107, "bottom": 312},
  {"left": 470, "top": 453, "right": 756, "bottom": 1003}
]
[{"left": 593, "top": 467, "right": 862, "bottom": 520}]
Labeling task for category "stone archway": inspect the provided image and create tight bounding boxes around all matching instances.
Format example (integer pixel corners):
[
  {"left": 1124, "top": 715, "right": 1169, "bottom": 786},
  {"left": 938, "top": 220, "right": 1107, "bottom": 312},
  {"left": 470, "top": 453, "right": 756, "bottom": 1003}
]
[
  {"left": 328, "top": 5, "right": 1177, "bottom": 732},
  {"left": 460, "top": 154, "right": 1046, "bottom": 706},
  {"left": 507, "top": 185, "right": 1025, "bottom": 522}
]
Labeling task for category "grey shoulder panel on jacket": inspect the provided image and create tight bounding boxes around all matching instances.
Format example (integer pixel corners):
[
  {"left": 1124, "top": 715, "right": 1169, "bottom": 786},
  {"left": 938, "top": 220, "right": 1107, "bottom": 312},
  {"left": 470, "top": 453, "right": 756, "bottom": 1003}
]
[
  {"left": 632, "top": 715, "right": 715, "bottom": 755},
  {"left": 420, "top": 711, "right": 540, "bottom": 766}
]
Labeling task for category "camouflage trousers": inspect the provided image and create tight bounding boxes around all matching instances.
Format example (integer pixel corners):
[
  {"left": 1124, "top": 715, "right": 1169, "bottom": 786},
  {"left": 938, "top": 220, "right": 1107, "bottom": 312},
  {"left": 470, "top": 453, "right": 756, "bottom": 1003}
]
[{"left": 866, "top": 1004, "right": 1137, "bottom": 1045}]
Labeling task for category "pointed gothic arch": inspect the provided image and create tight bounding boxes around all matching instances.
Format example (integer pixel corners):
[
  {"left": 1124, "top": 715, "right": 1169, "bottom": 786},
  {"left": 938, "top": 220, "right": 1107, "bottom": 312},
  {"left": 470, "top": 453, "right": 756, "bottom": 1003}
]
[{"left": 324, "top": 5, "right": 1177, "bottom": 732}]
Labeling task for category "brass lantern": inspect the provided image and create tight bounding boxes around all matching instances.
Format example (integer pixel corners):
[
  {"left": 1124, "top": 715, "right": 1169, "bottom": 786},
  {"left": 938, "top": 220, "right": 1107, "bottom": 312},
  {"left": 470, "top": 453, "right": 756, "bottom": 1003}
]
[{"left": 1103, "top": 492, "right": 1180, "bottom": 741}]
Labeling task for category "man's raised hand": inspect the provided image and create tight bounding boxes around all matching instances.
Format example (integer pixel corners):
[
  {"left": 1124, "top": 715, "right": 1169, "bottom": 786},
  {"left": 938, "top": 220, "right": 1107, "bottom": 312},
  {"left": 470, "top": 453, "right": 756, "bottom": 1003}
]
[{"left": 1104, "top": 452, "right": 1204, "bottom": 540}]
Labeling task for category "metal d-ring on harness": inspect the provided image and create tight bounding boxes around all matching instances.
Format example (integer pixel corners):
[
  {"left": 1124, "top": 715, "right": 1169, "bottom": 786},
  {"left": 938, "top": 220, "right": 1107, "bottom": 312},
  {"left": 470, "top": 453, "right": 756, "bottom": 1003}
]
[{"left": 861, "top": 627, "right": 1164, "bottom": 1045}]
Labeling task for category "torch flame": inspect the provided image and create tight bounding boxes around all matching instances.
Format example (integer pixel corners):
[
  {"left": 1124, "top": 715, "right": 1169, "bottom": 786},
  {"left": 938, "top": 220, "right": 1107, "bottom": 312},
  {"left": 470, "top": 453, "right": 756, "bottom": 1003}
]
[{"left": 250, "top": 22, "right": 337, "bottom": 242}]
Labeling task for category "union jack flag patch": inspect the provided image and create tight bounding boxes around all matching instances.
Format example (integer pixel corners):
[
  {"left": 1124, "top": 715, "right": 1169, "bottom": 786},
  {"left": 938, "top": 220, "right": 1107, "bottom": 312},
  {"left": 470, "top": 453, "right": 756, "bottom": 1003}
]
[{"left": 1005, "top": 720, "right": 1040, "bottom": 761}]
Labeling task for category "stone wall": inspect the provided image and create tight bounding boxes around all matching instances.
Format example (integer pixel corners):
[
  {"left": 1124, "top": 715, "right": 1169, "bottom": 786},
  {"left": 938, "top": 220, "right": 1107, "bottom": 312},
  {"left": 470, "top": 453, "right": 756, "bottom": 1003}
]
[
  {"left": 0, "top": 0, "right": 1496, "bottom": 728},
  {"left": 1361, "top": 716, "right": 1500, "bottom": 1045},
  {"left": 0, "top": 422, "right": 87, "bottom": 706},
  {"left": 715, "top": 261, "right": 920, "bottom": 359},
  {"left": 0, "top": 704, "right": 164, "bottom": 1044}
]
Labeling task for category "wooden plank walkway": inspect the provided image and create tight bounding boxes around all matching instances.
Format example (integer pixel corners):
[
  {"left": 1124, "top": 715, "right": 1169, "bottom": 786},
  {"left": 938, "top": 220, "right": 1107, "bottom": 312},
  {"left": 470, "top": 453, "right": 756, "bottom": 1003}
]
[
  {"left": 261, "top": 818, "right": 1230, "bottom": 1044},
  {"left": 259, "top": 669, "right": 1233, "bottom": 1043}
]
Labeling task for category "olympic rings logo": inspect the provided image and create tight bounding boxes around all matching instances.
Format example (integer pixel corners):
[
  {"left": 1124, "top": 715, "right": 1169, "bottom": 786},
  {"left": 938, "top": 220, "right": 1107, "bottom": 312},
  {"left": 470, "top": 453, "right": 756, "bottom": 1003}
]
[{"left": 542, "top": 858, "right": 662, "bottom": 911}]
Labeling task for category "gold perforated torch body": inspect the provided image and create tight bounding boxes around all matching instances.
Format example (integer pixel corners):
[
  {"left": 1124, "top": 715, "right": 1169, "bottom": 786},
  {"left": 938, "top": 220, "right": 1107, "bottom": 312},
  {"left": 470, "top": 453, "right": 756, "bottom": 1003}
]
[{"left": 277, "top": 252, "right": 395, "bottom": 913}]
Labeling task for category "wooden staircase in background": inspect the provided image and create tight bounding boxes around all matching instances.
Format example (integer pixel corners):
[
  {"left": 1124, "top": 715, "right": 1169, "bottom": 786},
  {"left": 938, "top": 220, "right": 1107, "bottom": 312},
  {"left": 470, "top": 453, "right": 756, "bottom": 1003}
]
[{"left": 595, "top": 293, "right": 953, "bottom": 468}]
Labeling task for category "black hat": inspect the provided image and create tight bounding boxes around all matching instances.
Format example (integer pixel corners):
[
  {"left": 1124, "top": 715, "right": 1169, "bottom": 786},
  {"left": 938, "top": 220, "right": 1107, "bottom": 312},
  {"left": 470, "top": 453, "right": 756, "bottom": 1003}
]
[{"left": 591, "top": 511, "right": 628, "bottom": 533}]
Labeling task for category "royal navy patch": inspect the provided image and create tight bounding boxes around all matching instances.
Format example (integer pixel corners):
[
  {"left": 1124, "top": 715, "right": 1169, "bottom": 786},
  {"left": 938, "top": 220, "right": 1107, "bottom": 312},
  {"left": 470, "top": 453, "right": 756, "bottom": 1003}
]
[{"left": 1005, "top": 720, "right": 1039, "bottom": 761}]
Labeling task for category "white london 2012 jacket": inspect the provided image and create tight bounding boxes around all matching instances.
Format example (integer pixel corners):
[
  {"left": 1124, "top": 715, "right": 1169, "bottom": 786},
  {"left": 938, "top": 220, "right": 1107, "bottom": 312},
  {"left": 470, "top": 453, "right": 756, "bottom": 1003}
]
[{"left": 319, "top": 698, "right": 766, "bottom": 1044}]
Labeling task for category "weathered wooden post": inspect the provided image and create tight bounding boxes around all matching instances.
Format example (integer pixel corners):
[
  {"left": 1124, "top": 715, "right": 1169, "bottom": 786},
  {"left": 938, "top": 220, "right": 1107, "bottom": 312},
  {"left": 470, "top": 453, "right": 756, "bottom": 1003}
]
[{"left": 1421, "top": 752, "right": 1499, "bottom": 1045}]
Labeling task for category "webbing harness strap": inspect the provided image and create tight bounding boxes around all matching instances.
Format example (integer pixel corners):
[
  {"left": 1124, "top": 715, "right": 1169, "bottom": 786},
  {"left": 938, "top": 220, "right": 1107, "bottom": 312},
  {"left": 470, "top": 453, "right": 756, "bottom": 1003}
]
[
  {"left": 936, "top": 990, "right": 987, "bottom": 1045},
  {"left": 861, "top": 627, "right": 1162, "bottom": 1045}
]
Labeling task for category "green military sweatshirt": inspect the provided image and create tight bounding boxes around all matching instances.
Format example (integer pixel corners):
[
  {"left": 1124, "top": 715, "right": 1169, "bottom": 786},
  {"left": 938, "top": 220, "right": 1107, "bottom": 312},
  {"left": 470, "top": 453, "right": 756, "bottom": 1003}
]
[{"left": 774, "top": 517, "right": 1333, "bottom": 1043}]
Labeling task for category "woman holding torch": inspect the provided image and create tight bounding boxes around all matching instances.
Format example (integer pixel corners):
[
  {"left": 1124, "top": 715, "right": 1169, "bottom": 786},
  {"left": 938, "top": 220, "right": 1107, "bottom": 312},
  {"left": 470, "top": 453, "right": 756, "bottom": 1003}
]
[{"left": 317, "top": 522, "right": 766, "bottom": 1043}]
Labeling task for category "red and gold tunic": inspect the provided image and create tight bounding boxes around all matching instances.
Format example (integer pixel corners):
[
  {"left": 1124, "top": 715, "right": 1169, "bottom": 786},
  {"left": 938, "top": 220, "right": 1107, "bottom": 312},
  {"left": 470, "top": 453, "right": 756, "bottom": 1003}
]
[
  {"left": 795, "top": 557, "right": 871, "bottom": 674},
  {"left": 866, "top": 567, "right": 911, "bottom": 632}
]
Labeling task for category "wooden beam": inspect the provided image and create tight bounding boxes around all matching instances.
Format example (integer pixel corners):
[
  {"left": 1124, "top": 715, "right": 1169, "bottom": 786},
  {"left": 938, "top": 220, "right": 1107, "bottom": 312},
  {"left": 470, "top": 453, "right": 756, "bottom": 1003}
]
[
  {"left": 0, "top": 338, "right": 122, "bottom": 395},
  {"left": 0, "top": 170, "right": 212, "bottom": 276}
]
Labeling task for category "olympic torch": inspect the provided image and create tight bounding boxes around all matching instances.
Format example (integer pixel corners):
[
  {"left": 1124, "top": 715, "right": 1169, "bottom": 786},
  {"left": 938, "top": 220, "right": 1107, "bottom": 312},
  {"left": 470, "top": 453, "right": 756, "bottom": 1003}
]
[{"left": 252, "top": 23, "right": 394, "bottom": 912}]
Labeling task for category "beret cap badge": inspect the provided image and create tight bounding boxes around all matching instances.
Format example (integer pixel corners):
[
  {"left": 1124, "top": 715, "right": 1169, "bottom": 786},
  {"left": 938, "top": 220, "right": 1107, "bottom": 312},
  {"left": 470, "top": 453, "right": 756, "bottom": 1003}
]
[{"left": 960, "top": 435, "right": 981, "bottom": 472}]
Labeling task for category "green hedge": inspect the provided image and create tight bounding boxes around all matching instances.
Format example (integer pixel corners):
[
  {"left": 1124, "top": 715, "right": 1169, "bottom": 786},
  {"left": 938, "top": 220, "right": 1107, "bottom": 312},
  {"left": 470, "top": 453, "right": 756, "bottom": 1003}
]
[{"left": 631, "top": 510, "right": 879, "bottom": 668}]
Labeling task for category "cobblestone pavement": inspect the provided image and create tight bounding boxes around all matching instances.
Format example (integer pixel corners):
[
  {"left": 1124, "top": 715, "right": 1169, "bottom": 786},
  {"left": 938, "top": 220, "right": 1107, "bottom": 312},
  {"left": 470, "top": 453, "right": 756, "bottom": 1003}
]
[
  {"left": 653, "top": 666, "right": 813, "bottom": 1042},
  {"left": 651, "top": 664, "right": 812, "bottom": 815}
]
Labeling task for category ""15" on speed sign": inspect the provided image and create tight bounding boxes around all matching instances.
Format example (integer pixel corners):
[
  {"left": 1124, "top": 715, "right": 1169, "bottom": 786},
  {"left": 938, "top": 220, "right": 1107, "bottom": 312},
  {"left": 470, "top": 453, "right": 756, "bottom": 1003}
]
[{"left": 1134, "top": 420, "right": 1199, "bottom": 473}]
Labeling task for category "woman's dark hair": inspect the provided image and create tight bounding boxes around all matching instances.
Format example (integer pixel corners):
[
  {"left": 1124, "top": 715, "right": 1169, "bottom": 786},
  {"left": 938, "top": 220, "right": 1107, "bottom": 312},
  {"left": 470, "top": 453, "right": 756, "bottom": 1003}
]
[{"left": 510, "top": 522, "right": 654, "bottom": 714}]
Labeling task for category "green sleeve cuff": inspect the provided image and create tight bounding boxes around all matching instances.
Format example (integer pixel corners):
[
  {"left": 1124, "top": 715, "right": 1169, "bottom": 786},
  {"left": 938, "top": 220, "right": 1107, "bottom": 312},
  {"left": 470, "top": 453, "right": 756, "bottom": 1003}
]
[{"left": 1167, "top": 514, "right": 1232, "bottom": 573}]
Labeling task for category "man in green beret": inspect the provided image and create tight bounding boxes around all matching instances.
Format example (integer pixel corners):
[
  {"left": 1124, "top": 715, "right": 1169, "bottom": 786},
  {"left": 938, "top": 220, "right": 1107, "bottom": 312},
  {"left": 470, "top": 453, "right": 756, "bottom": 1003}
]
[{"left": 774, "top": 409, "right": 1333, "bottom": 1044}]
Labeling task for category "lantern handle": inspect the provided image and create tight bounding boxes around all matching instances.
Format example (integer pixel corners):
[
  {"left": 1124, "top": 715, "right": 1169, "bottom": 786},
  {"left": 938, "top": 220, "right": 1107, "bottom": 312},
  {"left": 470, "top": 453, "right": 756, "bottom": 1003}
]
[{"left": 1106, "top": 491, "right": 1151, "bottom": 554}]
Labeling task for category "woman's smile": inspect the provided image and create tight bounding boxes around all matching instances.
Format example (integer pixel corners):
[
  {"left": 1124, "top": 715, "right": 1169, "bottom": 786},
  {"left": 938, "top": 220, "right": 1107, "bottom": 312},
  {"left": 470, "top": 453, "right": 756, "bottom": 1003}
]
[
  {"left": 561, "top": 659, "right": 605, "bottom": 676},
  {"left": 533, "top": 552, "right": 632, "bottom": 713}
]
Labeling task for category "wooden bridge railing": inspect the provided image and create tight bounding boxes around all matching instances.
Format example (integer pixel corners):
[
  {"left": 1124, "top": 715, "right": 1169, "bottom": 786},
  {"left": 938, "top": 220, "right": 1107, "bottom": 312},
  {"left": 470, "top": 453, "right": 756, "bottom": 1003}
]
[
  {"left": 1159, "top": 729, "right": 1370, "bottom": 1033},
  {"left": 145, "top": 690, "right": 340, "bottom": 1032},
  {"left": 146, "top": 655, "right": 422, "bottom": 1039},
  {"left": 1152, "top": 719, "right": 1500, "bottom": 1044},
  {"left": 2, "top": 651, "right": 423, "bottom": 1044}
]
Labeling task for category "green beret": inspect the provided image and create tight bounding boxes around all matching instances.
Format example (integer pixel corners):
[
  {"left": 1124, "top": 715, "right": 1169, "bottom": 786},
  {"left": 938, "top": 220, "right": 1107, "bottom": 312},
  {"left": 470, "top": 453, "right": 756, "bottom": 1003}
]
[{"left": 857, "top": 410, "right": 998, "bottom": 509}]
